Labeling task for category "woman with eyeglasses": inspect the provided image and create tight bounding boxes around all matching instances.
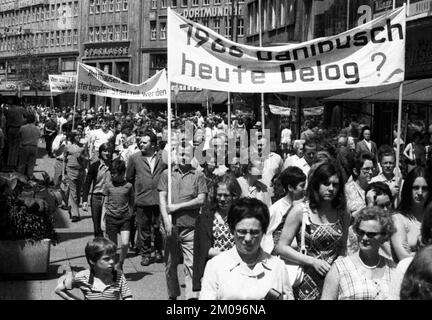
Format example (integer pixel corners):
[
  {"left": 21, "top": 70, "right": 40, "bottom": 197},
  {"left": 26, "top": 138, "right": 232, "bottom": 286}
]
[
  {"left": 276, "top": 162, "right": 350, "bottom": 300},
  {"left": 321, "top": 206, "right": 397, "bottom": 300},
  {"left": 192, "top": 173, "right": 242, "bottom": 294},
  {"left": 391, "top": 166, "right": 432, "bottom": 262},
  {"left": 199, "top": 197, "right": 293, "bottom": 300}
]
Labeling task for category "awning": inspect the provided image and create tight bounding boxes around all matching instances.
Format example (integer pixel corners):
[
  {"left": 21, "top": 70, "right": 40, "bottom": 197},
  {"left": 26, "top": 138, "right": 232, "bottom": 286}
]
[
  {"left": 127, "top": 90, "right": 228, "bottom": 105},
  {"left": 0, "top": 90, "right": 61, "bottom": 97},
  {"left": 323, "top": 79, "right": 432, "bottom": 103}
]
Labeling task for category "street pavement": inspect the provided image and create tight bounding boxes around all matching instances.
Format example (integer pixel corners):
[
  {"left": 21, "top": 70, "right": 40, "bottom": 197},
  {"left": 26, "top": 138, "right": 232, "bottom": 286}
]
[{"left": 0, "top": 142, "right": 187, "bottom": 300}]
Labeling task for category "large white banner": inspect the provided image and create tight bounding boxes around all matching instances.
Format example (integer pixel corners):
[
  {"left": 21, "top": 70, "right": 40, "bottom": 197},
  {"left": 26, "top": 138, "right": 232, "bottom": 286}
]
[
  {"left": 49, "top": 74, "right": 76, "bottom": 93},
  {"left": 168, "top": 6, "right": 406, "bottom": 93},
  {"left": 77, "top": 63, "right": 168, "bottom": 100},
  {"left": 269, "top": 104, "right": 291, "bottom": 116}
]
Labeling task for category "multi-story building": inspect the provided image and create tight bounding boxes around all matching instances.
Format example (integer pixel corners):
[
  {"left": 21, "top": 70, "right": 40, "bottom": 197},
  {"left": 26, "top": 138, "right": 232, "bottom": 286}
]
[{"left": 0, "top": 0, "right": 81, "bottom": 106}]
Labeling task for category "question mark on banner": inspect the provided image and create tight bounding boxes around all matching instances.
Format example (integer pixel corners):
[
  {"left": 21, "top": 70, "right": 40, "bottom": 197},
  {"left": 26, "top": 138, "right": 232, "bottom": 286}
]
[{"left": 371, "top": 52, "right": 387, "bottom": 77}]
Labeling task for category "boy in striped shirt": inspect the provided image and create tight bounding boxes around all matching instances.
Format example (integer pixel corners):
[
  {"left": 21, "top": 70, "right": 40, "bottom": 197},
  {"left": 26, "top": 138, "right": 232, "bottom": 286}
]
[{"left": 55, "top": 237, "right": 133, "bottom": 300}]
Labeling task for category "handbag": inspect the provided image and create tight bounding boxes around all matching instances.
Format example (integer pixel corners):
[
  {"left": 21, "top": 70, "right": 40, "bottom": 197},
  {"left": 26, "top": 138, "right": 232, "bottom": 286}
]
[{"left": 283, "top": 204, "right": 308, "bottom": 288}]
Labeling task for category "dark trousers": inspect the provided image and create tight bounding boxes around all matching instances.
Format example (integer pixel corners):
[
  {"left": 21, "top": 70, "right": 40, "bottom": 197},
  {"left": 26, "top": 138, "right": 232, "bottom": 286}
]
[
  {"left": 6, "top": 127, "right": 20, "bottom": 168},
  {"left": 45, "top": 134, "right": 55, "bottom": 156},
  {"left": 91, "top": 194, "right": 104, "bottom": 237},
  {"left": 18, "top": 146, "right": 38, "bottom": 178},
  {"left": 136, "top": 205, "right": 163, "bottom": 257}
]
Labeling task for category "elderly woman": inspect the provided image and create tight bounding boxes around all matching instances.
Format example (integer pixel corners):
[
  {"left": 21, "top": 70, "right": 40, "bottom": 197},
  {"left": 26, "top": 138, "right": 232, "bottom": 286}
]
[
  {"left": 199, "top": 198, "right": 294, "bottom": 300},
  {"left": 276, "top": 161, "right": 350, "bottom": 300},
  {"left": 193, "top": 173, "right": 242, "bottom": 293},
  {"left": 237, "top": 161, "right": 272, "bottom": 208},
  {"left": 321, "top": 207, "right": 398, "bottom": 300},
  {"left": 391, "top": 166, "right": 432, "bottom": 262}
]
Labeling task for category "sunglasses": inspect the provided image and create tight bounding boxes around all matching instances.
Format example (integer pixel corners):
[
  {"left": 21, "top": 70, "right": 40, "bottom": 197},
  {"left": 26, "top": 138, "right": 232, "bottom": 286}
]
[{"left": 356, "top": 229, "right": 383, "bottom": 238}]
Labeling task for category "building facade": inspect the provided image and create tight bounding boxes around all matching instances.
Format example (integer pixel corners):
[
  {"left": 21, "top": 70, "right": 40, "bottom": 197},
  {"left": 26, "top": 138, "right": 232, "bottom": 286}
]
[{"left": 0, "top": 0, "right": 81, "bottom": 105}]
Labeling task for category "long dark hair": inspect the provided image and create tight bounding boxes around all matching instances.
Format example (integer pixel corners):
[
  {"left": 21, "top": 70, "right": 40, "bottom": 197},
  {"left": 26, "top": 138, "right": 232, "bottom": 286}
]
[
  {"left": 307, "top": 161, "right": 346, "bottom": 211},
  {"left": 398, "top": 166, "right": 432, "bottom": 216}
]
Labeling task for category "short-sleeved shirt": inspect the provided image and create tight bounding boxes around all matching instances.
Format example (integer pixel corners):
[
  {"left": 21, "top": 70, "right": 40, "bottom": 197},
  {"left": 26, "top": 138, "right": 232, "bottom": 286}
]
[
  {"left": 103, "top": 180, "right": 133, "bottom": 219},
  {"left": 73, "top": 269, "right": 132, "bottom": 300},
  {"left": 158, "top": 166, "right": 208, "bottom": 228}
]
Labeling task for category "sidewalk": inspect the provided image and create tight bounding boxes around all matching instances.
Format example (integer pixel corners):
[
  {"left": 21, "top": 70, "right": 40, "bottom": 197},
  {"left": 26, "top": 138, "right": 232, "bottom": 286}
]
[{"left": 0, "top": 149, "right": 184, "bottom": 300}]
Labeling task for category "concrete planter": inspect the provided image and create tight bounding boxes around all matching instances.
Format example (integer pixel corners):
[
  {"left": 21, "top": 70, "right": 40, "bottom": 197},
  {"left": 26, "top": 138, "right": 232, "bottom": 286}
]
[{"left": 0, "top": 239, "right": 51, "bottom": 274}]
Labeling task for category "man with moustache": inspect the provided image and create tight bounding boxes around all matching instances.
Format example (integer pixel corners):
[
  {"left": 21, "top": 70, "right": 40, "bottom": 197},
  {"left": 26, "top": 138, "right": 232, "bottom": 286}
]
[{"left": 126, "top": 130, "right": 167, "bottom": 266}]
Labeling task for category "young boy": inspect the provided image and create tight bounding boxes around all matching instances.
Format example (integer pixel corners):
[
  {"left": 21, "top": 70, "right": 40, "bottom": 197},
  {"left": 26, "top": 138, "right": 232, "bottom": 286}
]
[
  {"left": 102, "top": 158, "right": 134, "bottom": 271},
  {"left": 55, "top": 237, "right": 133, "bottom": 300},
  {"left": 262, "top": 166, "right": 307, "bottom": 254}
]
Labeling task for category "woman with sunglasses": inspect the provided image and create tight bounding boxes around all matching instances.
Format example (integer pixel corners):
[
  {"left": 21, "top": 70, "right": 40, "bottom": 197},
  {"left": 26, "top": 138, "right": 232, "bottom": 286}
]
[
  {"left": 276, "top": 162, "right": 350, "bottom": 300},
  {"left": 200, "top": 198, "right": 293, "bottom": 300},
  {"left": 192, "top": 173, "right": 242, "bottom": 293},
  {"left": 321, "top": 206, "right": 398, "bottom": 300},
  {"left": 391, "top": 166, "right": 432, "bottom": 262}
]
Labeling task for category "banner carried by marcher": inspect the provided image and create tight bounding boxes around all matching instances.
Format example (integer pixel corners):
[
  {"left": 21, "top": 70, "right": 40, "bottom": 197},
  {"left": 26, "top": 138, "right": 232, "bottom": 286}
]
[
  {"left": 77, "top": 63, "right": 168, "bottom": 100},
  {"left": 49, "top": 74, "right": 76, "bottom": 93},
  {"left": 269, "top": 104, "right": 291, "bottom": 116},
  {"left": 168, "top": 6, "right": 406, "bottom": 93}
]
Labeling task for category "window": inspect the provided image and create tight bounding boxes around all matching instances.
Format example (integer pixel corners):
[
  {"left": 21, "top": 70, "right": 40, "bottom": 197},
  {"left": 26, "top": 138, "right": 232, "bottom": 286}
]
[
  {"left": 73, "top": 29, "right": 78, "bottom": 44},
  {"left": 160, "top": 22, "right": 166, "bottom": 40},
  {"left": 151, "top": 0, "right": 157, "bottom": 9},
  {"left": 89, "top": 27, "right": 94, "bottom": 42},
  {"left": 214, "top": 18, "right": 220, "bottom": 34},
  {"left": 108, "top": 26, "right": 113, "bottom": 41},
  {"left": 161, "top": 0, "right": 167, "bottom": 8},
  {"left": 203, "top": 0, "right": 209, "bottom": 5},
  {"left": 102, "top": 26, "right": 107, "bottom": 41},
  {"left": 102, "top": 0, "right": 107, "bottom": 12},
  {"left": 67, "top": 30, "right": 72, "bottom": 45},
  {"left": 171, "top": 0, "right": 177, "bottom": 8},
  {"left": 121, "top": 25, "right": 128, "bottom": 40},
  {"left": 50, "top": 31, "right": 55, "bottom": 46},
  {"left": 61, "top": 30, "right": 66, "bottom": 45},
  {"left": 56, "top": 31, "right": 60, "bottom": 46},
  {"left": 214, "top": 0, "right": 221, "bottom": 4},
  {"left": 74, "top": 2, "right": 79, "bottom": 16},
  {"left": 150, "top": 21, "right": 157, "bottom": 40},
  {"left": 114, "top": 25, "right": 120, "bottom": 40},
  {"left": 46, "top": 32, "right": 50, "bottom": 47},
  {"left": 95, "top": 0, "right": 100, "bottom": 13},
  {"left": 123, "top": 0, "right": 128, "bottom": 10},
  {"left": 192, "top": 0, "right": 199, "bottom": 6},
  {"left": 109, "top": 0, "right": 114, "bottom": 12},
  {"left": 237, "top": 18, "right": 244, "bottom": 37},
  {"left": 51, "top": 4, "right": 56, "bottom": 19},
  {"left": 202, "top": 18, "right": 209, "bottom": 27},
  {"left": 225, "top": 17, "right": 231, "bottom": 38},
  {"left": 280, "top": 0, "right": 285, "bottom": 26},
  {"left": 40, "top": 6, "right": 45, "bottom": 21},
  {"left": 36, "top": 7, "right": 40, "bottom": 21},
  {"left": 116, "top": 0, "right": 121, "bottom": 11},
  {"left": 61, "top": 58, "right": 77, "bottom": 72},
  {"left": 181, "top": 0, "right": 188, "bottom": 7},
  {"left": 95, "top": 27, "right": 100, "bottom": 42},
  {"left": 150, "top": 54, "right": 167, "bottom": 76}
]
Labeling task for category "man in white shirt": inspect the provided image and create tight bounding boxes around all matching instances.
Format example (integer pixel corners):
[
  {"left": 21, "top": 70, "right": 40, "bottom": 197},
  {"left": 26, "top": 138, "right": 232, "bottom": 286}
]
[
  {"left": 89, "top": 120, "right": 114, "bottom": 163},
  {"left": 283, "top": 140, "right": 310, "bottom": 177}
]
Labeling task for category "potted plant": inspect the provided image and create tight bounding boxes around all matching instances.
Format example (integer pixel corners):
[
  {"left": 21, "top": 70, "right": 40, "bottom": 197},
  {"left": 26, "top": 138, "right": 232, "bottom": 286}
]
[{"left": 0, "top": 171, "right": 58, "bottom": 274}]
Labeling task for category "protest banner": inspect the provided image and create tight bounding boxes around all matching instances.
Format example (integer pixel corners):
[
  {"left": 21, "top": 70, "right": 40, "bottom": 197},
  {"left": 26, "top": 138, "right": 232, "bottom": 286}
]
[
  {"left": 77, "top": 63, "right": 168, "bottom": 100},
  {"left": 49, "top": 74, "right": 77, "bottom": 93},
  {"left": 303, "top": 106, "right": 324, "bottom": 116},
  {"left": 167, "top": 6, "right": 406, "bottom": 93},
  {"left": 269, "top": 104, "right": 291, "bottom": 116}
]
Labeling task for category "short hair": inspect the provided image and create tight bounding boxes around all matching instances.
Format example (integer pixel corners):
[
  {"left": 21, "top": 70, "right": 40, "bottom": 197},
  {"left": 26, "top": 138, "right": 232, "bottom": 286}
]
[
  {"left": 399, "top": 166, "right": 432, "bottom": 216},
  {"left": 378, "top": 144, "right": 395, "bottom": 163},
  {"left": 227, "top": 197, "right": 270, "bottom": 234},
  {"left": 85, "top": 237, "right": 117, "bottom": 266},
  {"left": 307, "top": 161, "right": 346, "bottom": 211},
  {"left": 110, "top": 158, "right": 126, "bottom": 175},
  {"left": 141, "top": 130, "right": 157, "bottom": 146},
  {"left": 26, "top": 112, "right": 36, "bottom": 124},
  {"left": 279, "top": 166, "right": 306, "bottom": 191},
  {"left": 361, "top": 125, "right": 371, "bottom": 139},
  {"left": 293, "top": 140, "right": 304, "bottom": 150},
  {"left": 400, "top": 245, "right": 432, "bottom": 300},
  {"left": 210, "top": 173, "right": 242, "bottom": 210},
  {"left": 353, "top": 206, "right": 395, "bottom": 241},
  {"left": 352, "top": 152, "right": 375, "bottom": 180},
  {"left": 365, "top": 182, "right": 393, "bottom": 206}
]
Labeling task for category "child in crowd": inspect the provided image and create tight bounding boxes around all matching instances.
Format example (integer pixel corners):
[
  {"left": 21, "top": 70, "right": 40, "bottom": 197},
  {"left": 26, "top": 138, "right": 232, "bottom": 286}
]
[
  {"left": 55, "top": 237, "right": 133, "bottom": 300},
  {"left": 102, "top": 158, "right": 134, "bottom": 271}
]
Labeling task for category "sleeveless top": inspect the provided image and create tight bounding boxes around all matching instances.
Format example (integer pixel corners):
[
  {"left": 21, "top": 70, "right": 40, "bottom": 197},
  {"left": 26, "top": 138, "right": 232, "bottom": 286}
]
[
  {"left": 271, "top": 212, "right": 288, "bottom": 255},
  {"left": 334, "top": 255, "right": 396, "bottom": 300},
  {"left": 212, "top": 215, "right": 235, "bottom": 252},
  {"left": 391, "top": 213, "right": 421, "bottom": 262},
  {"left": 294, "top": 203, "right": 345, "bottom": 300}
]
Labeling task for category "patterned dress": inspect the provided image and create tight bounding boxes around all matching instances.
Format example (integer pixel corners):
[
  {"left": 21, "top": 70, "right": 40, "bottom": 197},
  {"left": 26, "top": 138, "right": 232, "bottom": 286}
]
[
  {"left": 212, "top": 215, "right": 235, "bottom": 252},
  {"left": 334, "top": 255, "right": 396, "bottom": 300},
  {"left": 294, "top": 205, "right": 345, "bottom": 300}
]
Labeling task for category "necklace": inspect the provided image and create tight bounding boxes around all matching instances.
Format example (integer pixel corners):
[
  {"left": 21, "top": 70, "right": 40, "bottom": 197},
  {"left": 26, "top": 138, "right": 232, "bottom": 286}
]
[{"left": 359, "top": 256, "right": 382, "bottom": 269}]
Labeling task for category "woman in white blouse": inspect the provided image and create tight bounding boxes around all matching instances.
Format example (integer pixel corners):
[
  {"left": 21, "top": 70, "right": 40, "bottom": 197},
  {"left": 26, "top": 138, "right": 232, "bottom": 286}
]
[{"left": 200, "top": 198, "right": 294, "bottom": 300}]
